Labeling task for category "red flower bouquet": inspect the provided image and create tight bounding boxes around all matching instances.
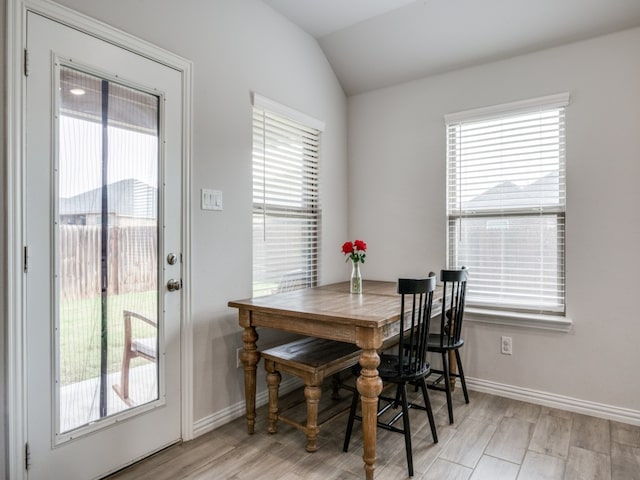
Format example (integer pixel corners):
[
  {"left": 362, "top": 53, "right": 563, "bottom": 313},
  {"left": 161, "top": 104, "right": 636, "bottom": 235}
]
[{"left": 341, "top": 239, "right": 367, "bottom": 264}]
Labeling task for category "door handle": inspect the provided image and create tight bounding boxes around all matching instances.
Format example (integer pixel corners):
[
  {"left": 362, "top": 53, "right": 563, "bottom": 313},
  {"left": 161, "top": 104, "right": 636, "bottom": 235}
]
[{"left": 167, "top": 279, "right": 182, "bottom": 292}]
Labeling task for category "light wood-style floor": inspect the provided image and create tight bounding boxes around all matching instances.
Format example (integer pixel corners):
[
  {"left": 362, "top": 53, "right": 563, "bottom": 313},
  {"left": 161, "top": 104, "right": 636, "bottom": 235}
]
[{"left": 107, "top": 383, "right": 640, "bottom": 480}]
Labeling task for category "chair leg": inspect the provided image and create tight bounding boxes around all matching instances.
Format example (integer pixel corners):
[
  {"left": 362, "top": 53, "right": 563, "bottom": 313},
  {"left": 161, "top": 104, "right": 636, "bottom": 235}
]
[
  {"left": 454, "top": 349, "right": 469, "bottom": 404},
  {"left": 399, "top": 383, "right": 414, "bottom": 477},
  {"left": 394, "top": 383, "right": 402, "bottom": 407},
  {"left": 442, "top": 351, "right": 454, "bottom": 424},
  {"left": 330, "top": 373, "right": 342, "bottom": 400},
  {"left": 112, "top": 347, "right": 134, "bottom": 407},
  {"left": 343, "top": 389, "right": 359, "bottom": 452},
  {"left": 304, "top": 384, "right": 322, "bottom": 452},
  {"left": 121, "top": 351, "right": 131, "bottom": 399},
  {"left": 418, "top": 378, "right": 438, "bottom": 443},
  {"left": 265, "top": 360, "right": 281, "bottom": 434}
]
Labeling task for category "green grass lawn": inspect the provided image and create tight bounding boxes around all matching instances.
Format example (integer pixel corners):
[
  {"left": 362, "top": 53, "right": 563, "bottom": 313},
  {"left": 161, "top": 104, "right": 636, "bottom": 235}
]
[{"left": 59, "top": 290, "right": 157, "bottom": 386}]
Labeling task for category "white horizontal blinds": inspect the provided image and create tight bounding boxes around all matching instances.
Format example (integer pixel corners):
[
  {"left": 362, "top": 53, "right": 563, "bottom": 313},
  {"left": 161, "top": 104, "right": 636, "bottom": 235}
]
[
  {"left": 252, "top": 103, "right": 321, "bottom": 298},
  {"left": 446, "top": 96, "right": 567, "bottom": 313}
]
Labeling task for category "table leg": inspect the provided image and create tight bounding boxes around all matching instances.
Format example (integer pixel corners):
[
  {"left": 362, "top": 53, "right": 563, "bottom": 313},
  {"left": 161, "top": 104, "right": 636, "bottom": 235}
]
[
  {"left": 357, "top": 348, "right": 383, "bottom": 480},
  {"left": 449, "top": 350, "right": 457, "bottom": 391},
  {"left": 241, "top": 326, "right": 260, "bottom": 434},
  {"left": 447, "top": 317, "right": 457, "bottom": 392}
]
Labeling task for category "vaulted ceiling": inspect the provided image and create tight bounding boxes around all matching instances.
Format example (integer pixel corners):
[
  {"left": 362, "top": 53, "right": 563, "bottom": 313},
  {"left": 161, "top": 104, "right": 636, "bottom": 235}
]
[{"left": 263, "top": 0, "right": 640, "bottom": 95}]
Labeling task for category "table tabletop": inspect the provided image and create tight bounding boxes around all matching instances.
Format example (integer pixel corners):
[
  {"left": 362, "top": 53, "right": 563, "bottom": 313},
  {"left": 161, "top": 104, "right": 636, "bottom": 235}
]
[{"left": 229, "top": 280, "right": 441, "bottom": 343}]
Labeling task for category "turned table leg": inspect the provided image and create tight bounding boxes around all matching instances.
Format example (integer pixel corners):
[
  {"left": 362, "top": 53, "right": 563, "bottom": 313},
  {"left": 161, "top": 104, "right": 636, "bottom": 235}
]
[
  {"left": 449, "top": 349, "right": 457, "bottom": 391},
  {"left": 357, "top": 348, "right": 383, "bottom": 480},
  {"left": 242, "top": 325, "right": 259, "bottom": 434}
]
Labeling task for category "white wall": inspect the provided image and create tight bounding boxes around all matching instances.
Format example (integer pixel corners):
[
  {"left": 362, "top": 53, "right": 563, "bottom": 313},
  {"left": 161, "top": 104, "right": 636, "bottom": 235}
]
[
  {"left": 348, "top": 27, "right": 640, "bottom": 414},
  {"left": 48, "top": 0, "right": 348, "bottom": 423}
]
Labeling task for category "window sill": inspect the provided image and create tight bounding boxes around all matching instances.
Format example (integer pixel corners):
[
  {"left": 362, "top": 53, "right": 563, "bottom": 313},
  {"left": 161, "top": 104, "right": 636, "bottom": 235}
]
[{"left": 464, "top": 307, "right": 573, "bottom": 332}]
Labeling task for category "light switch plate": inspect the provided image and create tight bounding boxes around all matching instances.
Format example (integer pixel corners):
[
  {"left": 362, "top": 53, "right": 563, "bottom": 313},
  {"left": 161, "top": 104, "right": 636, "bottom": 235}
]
[{"left": 201, "top": 188, "right": 223, "bottom": 211}]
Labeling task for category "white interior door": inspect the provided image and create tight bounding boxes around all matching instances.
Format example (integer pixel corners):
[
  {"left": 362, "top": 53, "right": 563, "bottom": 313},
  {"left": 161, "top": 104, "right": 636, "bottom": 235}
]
[{"left": 25, "top": 12, "right": 183, "bottom": 479}]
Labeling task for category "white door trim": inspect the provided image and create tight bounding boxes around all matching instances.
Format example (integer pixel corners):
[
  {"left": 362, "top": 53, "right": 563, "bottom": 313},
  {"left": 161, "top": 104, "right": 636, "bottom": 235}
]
[{"left": 5, "top": 1, "right": 193, "bottom": 477}]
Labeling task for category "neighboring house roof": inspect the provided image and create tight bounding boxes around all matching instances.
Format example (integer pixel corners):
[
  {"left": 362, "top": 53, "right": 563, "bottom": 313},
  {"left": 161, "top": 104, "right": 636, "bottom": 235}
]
[
  {"left": 463, "top": 171, "right": 561, "bottom": 211},
  {"left": 60, "top": 178, "right": 157, "bottom": 218}
]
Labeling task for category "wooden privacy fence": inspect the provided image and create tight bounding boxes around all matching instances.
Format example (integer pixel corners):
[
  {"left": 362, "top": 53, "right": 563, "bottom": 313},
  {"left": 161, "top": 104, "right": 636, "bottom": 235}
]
[{"left": 59, "top": 225, "right": 157, "bottom": 301}]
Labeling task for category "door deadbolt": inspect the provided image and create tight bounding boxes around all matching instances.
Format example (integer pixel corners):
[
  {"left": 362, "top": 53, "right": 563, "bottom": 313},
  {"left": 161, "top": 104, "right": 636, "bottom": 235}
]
[
  {"left": 167, "top": 279, "right": 182, "bottom": 292},
  {"left": 167, "top": 253, "right": 178, "bottom": 265}
]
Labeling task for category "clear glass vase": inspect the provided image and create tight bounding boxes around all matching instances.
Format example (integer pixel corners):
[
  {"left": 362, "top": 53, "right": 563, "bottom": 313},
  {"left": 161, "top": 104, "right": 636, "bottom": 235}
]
[{"left": 350, "top": 261, "right": 362, "bottom": 294}]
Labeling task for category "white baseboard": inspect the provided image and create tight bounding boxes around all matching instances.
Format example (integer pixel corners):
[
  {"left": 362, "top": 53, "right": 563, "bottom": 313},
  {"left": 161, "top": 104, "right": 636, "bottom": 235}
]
[
  {"left": 193, "top": 377, "right": 303, "bottom": 438},
  {"left": 466, "top": 377, "right": 640, "bottom": 426},
  {"left": 194, "top": 375, "right": 640, "bottom": 437}
]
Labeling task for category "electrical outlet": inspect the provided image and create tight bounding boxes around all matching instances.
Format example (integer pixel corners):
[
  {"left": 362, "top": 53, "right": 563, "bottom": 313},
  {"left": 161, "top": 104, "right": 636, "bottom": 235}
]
[
  {"left": 501, "top": 336, "right": 513, "bottom": 355},
  {"left": 236, "top": 347, "right": 243, "bottom": 368}
]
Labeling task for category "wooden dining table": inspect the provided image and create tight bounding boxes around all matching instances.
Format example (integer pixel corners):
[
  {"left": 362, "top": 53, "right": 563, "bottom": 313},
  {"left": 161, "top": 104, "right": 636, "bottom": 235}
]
[{"left": 228, "top": 280, "right": 442, "bottom": 480}]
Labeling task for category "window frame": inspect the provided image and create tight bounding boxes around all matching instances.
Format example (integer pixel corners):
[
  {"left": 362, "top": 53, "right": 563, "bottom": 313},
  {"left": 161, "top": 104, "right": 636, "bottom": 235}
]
[
  {"left": 251, "top": 93, "right": 324, "bottom": 298},
  {"left": 445, "top": 93, "right": 570, "bottom": 318}
]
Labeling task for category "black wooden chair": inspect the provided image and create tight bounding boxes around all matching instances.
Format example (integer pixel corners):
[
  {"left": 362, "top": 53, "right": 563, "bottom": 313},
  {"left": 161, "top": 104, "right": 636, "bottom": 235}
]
[
  {"left": 343, "top": 276, "right": 438, "bottom": 477},
  {"left": 426, "top": 267, "right": 469, "bottom": 424}
]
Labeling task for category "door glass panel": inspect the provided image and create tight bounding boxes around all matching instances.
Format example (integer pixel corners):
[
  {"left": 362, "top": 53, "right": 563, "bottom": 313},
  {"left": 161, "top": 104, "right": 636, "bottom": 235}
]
[{"left": 57, "top": 66, "right": 160, "bottom": 433}]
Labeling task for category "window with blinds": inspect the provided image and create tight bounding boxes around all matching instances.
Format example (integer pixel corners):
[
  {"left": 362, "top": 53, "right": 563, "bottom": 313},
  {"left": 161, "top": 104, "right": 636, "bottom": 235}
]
[
  {"left": 445, "top": 93, "right": 569, "bottom": 314},
  {"left": 252, "top": 95, "right": 323, "bottom": 297}
]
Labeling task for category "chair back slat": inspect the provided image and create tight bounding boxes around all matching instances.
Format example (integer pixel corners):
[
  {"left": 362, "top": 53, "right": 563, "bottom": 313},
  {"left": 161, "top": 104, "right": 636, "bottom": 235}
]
[
  {"left": 396, "top": 275, "right": 436, "bottom": 378},
  {"left": 438, "top": 267, "right": 468, "bottom": 348}
]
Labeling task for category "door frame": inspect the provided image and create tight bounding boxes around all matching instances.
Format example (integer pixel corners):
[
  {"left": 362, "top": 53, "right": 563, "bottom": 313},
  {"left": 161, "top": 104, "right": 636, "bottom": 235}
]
[{"left": 5, "top": 0, "right": 193, "bottom": 477}]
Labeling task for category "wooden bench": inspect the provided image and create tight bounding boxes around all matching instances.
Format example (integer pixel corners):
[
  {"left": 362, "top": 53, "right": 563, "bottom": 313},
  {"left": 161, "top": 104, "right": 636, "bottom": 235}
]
[{"left": 262, "top": 336, "right": 361, "bottom": 452}]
